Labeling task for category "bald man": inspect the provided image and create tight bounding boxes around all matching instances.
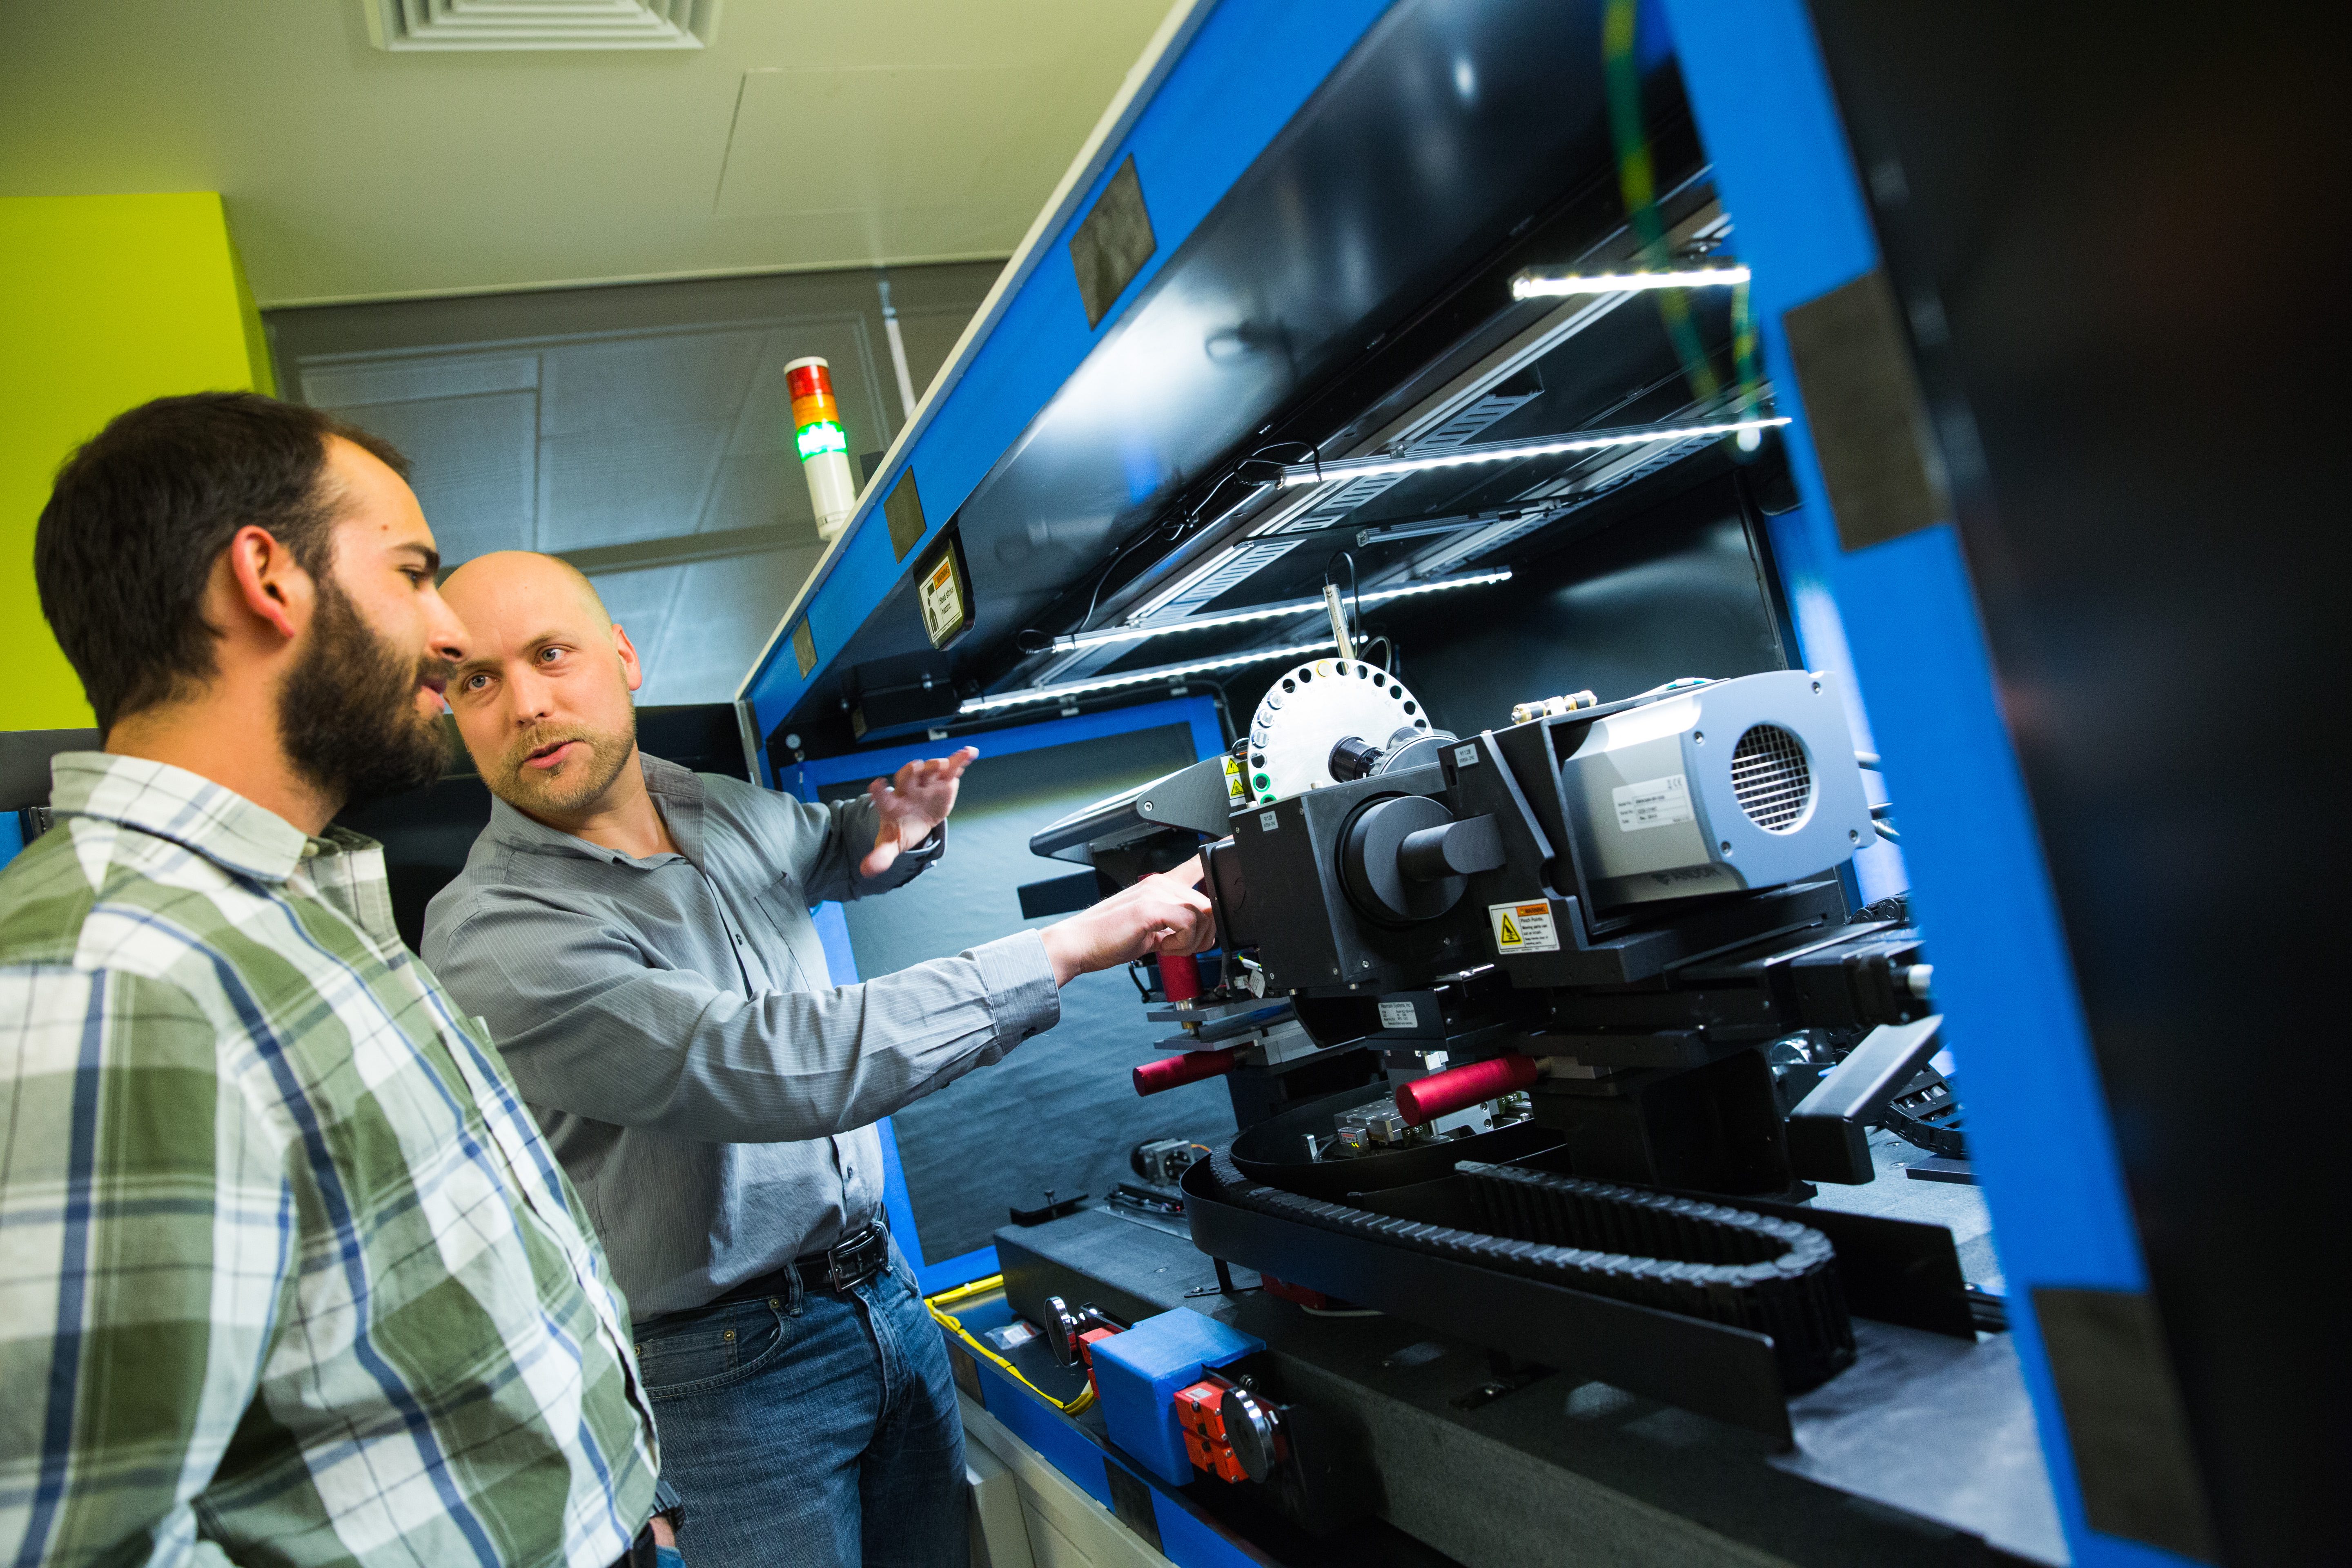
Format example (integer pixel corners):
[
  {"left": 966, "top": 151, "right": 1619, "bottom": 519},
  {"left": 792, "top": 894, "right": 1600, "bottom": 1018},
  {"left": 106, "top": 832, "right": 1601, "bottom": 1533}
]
[{"left": 419, "top": 552, "right": 1214, "bottom": 1568}]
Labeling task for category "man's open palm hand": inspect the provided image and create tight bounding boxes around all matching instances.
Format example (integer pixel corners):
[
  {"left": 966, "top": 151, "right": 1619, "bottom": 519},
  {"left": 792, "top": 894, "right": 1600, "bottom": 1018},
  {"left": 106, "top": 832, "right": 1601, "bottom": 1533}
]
[{"left": 862, "top": 746, "right": 979, "bottom": 876}]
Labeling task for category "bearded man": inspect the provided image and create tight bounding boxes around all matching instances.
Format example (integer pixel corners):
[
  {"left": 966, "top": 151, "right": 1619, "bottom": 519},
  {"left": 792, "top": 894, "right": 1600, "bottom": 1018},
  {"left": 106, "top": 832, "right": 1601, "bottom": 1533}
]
[
  {"left": 0, "top": 394, "right": 679, "bottom": 1568},
  {"left": 420, "top": 551, "right": 1216, "bottom": 1568}
]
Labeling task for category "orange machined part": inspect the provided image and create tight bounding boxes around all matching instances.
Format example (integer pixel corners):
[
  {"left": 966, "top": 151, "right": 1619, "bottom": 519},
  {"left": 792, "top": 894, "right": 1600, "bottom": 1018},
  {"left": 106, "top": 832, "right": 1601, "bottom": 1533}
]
[{"left": 1173, "top": 1381, "right": 1248, "bottom": 1483}]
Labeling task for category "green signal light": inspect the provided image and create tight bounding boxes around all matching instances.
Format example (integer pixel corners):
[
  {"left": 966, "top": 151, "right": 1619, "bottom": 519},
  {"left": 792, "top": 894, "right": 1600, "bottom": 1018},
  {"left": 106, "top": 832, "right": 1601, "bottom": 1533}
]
[{"left": 795, "top": 420, "right": 848, "bottom": 461}]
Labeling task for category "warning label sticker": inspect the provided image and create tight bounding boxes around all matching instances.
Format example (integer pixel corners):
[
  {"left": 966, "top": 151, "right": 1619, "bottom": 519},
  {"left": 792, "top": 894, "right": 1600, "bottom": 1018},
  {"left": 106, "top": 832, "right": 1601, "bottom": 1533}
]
[
  {"left": 1378, "top": 999, "right": 1419, "bottom": 1030},
  {"left": 918, "top": 553, "right": 964, "bottom": 645},
  {"left": 1221, "top": 755, "right": 1246, "bottom": 803},
  {"left": 1612, "top": 773, "right": 1694, "bottom": 832},
  {"left": 1490, "top": 900, "right": 1560, "bottom": 954}
]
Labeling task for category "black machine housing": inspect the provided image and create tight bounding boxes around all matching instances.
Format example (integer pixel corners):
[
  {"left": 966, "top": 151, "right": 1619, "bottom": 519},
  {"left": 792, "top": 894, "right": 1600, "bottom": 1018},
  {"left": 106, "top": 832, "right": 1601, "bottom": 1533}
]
[{"left": 1176, "top": 688, "right": 1934, "bottom": 1197}]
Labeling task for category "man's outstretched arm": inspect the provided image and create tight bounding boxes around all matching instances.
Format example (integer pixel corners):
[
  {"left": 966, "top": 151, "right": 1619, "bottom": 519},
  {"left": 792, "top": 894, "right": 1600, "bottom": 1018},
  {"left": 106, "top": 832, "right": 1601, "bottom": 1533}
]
[{"left": 427, "top": 859, "right": 1216, "bottom": 1144}]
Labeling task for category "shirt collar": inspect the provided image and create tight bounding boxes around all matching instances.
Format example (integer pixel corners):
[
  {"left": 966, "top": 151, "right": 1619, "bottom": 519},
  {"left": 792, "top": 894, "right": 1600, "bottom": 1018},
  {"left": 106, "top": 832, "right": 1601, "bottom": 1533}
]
[
  {"left": 47, "top": 751, "right": 372, "bottom": 884},
  {"left": 486, "top": 753, "right": 700, "bottom": 869}
]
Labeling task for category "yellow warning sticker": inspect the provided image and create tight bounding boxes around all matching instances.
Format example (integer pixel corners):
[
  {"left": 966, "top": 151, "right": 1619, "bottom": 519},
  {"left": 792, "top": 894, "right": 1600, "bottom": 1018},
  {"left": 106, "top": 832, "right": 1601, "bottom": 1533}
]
[
  {"left": 1490, "top": 900, "right": 1559, "bottom": 954},
  {"left": 1221, "top": 755, "right": 1246, "bottom": 803}
]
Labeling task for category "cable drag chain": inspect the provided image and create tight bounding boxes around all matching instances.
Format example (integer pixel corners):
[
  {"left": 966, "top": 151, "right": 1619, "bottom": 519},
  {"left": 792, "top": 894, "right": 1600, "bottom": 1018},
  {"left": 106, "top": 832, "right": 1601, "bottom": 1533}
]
[{"left": 1203, "top": 1150, "right": 1855, "bottom": 1390}]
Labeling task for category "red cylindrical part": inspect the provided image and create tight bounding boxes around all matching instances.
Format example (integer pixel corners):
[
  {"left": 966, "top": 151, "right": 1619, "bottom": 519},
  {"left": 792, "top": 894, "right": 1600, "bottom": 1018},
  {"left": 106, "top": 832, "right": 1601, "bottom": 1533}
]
[
  {"left": 1394, "top": 1054, "right": 1540, "bottom": 1126},
  {"left": 1158, "top": 953, "right": 1203, "bottom": 1002},
  {"left": 1133, "top": 1047, "right": 1240, "bottom": 1097}
]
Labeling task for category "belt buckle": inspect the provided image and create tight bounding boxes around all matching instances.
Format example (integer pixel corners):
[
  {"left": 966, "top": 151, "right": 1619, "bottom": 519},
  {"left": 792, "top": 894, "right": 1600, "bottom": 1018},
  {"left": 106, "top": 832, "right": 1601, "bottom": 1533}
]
[{"left": 825, "top": 1226, "right": 880, "bottom": 1292}]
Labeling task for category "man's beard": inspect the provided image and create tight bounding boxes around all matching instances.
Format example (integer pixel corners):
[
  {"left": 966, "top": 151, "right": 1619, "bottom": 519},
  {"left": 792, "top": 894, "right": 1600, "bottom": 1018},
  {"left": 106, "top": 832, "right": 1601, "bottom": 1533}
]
[
  {"left": 278, "top": 574, "right": 452, "bottom": 814},
  {"left": 490, "top": 709, "right": 638, "bottom": 821}
]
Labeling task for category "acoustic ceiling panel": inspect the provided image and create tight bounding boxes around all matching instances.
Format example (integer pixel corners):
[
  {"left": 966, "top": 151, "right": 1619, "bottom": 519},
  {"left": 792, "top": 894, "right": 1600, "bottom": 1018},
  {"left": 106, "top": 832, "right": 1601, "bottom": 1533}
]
[
  {"left": 536, "top": 419, "right": 735, "bottom": 551},
  {"left": 714, "top": 65, "right": 1060, "bottom": 245}
]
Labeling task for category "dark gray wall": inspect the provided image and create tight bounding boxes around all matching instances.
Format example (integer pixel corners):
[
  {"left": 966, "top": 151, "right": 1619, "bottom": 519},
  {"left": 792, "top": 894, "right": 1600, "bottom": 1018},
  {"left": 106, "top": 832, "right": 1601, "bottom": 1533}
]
[{"left": 827, "top": 724, "right": 1234, "bottom": 1261}]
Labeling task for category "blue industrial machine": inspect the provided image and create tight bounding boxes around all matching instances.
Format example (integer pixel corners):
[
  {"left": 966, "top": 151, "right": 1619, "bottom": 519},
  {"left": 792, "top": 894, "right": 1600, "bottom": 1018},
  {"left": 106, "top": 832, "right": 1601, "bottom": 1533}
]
[
  {"left": 0, "top": 1, "right": 2320, "bottom": 1563},
  {"left": 733, "top": 2, "right": 2254, "bottom": 1564}
]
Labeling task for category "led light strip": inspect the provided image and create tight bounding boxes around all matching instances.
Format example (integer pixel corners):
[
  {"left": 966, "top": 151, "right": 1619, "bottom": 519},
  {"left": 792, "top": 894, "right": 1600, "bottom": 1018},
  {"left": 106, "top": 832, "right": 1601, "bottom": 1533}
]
[
  {"left": 1276, "top": 416, "right": 1788, "bottom": 489},
  {"left": 961, "top": 641, "right": 1340, "bottom": 715},
  {"left": 1055, "top": 569, "right": 1512, "bottom": 651},
  {"left": 1510, "top": 264, "right": 1751, "bottom": 299}
]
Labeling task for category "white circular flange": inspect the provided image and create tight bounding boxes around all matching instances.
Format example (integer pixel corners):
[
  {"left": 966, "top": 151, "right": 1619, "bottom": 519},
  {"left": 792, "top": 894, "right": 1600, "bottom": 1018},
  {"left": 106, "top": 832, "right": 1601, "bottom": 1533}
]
[{"left": 1246, "top": 658, "right": 1432, "bottom": 802}]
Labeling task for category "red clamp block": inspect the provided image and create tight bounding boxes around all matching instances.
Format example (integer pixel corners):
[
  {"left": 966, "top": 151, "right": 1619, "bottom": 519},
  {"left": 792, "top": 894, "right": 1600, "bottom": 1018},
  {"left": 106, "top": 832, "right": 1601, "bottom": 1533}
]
[
  {"left": 1077, "top": 1326, "right": 1120, "bottom": 1396},
  {"left": 1174, "top": 1381, "right": 1248, "bottom": 1482}
]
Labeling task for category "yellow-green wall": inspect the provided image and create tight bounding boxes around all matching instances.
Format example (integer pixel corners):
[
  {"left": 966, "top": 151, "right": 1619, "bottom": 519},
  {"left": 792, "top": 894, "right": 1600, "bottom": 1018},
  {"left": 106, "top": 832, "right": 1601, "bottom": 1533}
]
[{"left": 0, "top": 192, "right": 274, "bottom": 731}]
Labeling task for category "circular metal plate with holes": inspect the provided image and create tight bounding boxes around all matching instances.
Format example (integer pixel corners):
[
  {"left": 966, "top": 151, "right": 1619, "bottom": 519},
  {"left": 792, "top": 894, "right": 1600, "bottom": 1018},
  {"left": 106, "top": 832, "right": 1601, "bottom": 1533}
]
[{"left": 1247, "top": 657, "right": 1431, "bottom": 802}]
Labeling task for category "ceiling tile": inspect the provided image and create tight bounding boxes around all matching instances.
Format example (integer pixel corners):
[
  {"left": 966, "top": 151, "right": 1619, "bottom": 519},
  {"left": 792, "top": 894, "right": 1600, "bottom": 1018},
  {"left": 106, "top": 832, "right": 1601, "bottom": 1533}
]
[
  {"left": 0, "top": 1, "right": 1171, "bottom": 303},
  {"left": 716, "top": 65, "right": 1056, "bottom": 224}
]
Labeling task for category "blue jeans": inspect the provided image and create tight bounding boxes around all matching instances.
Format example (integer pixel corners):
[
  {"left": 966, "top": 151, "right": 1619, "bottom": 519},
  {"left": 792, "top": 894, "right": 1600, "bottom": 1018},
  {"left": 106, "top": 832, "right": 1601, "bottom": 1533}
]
[{"left": 635, "top": 1243, "right": 965, "bottom": 1568}]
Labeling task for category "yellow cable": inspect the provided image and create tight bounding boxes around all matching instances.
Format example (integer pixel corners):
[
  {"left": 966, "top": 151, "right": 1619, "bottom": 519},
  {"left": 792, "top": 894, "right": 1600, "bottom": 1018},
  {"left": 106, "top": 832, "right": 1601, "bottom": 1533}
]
[{"left": 926, "top": 1273, "right": 1098, "bottom": 1416}]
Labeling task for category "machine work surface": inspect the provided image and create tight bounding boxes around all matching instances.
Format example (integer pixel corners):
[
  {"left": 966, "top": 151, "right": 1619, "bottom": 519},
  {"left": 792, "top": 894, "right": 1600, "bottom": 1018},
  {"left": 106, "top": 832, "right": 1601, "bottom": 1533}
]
[{"left": 994, "top": 1170, "right": 2063, "bottom": 1568}]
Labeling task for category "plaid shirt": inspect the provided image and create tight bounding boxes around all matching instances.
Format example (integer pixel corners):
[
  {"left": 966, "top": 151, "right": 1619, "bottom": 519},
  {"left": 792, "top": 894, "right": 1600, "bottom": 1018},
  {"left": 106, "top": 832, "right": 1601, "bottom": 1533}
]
[{"left": 0, "top": 754, "right": 660, "bottom": 1568}]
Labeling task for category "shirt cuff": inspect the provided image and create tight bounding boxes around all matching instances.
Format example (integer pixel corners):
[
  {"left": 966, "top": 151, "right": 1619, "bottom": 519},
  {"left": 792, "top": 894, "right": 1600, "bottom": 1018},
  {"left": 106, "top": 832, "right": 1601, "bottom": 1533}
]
[
  {"left": 859, "top": 820, "right": 947, "bottom": 892},
  {"left": 971, "top": 929, "right": 1061, "bottom": 1045}
]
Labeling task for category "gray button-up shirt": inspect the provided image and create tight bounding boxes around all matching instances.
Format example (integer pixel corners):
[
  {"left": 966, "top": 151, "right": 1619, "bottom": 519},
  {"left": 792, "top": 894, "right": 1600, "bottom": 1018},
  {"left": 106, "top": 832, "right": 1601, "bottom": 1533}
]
[{"left": 421, "top": 754, "right": 1060, "bottom": 1318}]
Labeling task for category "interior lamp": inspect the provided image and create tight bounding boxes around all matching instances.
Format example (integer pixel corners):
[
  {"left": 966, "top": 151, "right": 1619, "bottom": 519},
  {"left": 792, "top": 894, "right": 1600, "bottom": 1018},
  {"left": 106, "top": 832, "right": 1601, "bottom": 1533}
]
[{"left": 785, "top": 356, "right": 857, "bottom": 541}]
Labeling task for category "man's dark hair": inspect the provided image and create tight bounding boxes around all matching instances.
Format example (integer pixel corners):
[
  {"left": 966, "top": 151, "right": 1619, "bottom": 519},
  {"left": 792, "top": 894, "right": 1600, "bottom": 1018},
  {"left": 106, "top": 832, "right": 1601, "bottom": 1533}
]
[{"left": 35, "top": 392, "right": 411, "bottom": 733}]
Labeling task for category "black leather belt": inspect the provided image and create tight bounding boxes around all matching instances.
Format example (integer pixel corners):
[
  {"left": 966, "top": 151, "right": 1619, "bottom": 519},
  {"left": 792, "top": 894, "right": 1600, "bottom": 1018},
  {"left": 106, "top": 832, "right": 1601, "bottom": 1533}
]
[
  {"left": 713, "top": 1223, "right": 889, "bottom": 1304},
  {"left": 608, "top": 1523, "right": 657, "bottom": 1568}
]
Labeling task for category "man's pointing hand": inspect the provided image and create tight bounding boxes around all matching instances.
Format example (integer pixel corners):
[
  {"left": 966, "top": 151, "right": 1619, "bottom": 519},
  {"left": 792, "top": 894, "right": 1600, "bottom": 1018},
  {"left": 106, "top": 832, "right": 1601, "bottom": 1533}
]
[{"left": 1039, "top": 856, "right": 1217, "bottom": 986}]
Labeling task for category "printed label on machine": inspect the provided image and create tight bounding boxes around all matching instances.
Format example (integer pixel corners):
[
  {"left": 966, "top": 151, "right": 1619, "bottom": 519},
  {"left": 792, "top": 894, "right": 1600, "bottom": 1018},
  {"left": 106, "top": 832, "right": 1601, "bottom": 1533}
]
[
  {"left": 1258, "top": 810, "right": 1279, "bottom": 832},
  {"left": 1612, "top": 773, "right": 1694, "bottom": 832},
  {"left": 918, "top": 553, "right": 964, "bottom": 645},
  {"left": 1377, "top": 999, "right": 1419, "bottom": 1030},
  {"left": 1221, "top": 756, "right": 1246, "bottom": 803},
  {"left": 1490, "top": 900, "right": 1560, "bottom": 954}
]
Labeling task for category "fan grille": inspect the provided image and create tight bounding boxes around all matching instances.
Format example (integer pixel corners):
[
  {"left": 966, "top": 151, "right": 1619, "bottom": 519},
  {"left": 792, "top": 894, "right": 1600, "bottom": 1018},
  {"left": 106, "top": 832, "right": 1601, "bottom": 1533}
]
[{"left": 1730, "top": 724, "right": 1812, "bottom": 833}]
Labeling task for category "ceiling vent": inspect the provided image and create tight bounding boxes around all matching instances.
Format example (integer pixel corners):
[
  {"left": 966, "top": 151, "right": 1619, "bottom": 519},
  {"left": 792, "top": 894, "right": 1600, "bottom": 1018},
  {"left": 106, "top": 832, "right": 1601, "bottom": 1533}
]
[{"left": 365, "top": 0, "right": 720, "bottom": 52}]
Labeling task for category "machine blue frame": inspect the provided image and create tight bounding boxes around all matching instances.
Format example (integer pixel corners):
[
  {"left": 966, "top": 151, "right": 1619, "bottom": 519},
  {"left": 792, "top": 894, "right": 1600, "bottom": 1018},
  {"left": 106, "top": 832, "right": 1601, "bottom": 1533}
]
[
  {"left": 773, "top": 695, "right": 1226, "bottom": 1296},
  {"left": 743, "top": 3, "right": 2157, "bottom": 1560}
]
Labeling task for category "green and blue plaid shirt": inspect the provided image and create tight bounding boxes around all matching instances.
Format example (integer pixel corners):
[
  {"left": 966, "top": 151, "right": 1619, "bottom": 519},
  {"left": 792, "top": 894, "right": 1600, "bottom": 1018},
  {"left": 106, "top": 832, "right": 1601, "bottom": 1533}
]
[{"left": 0, "top": 753, "right": 661, "bottom": 1568}]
